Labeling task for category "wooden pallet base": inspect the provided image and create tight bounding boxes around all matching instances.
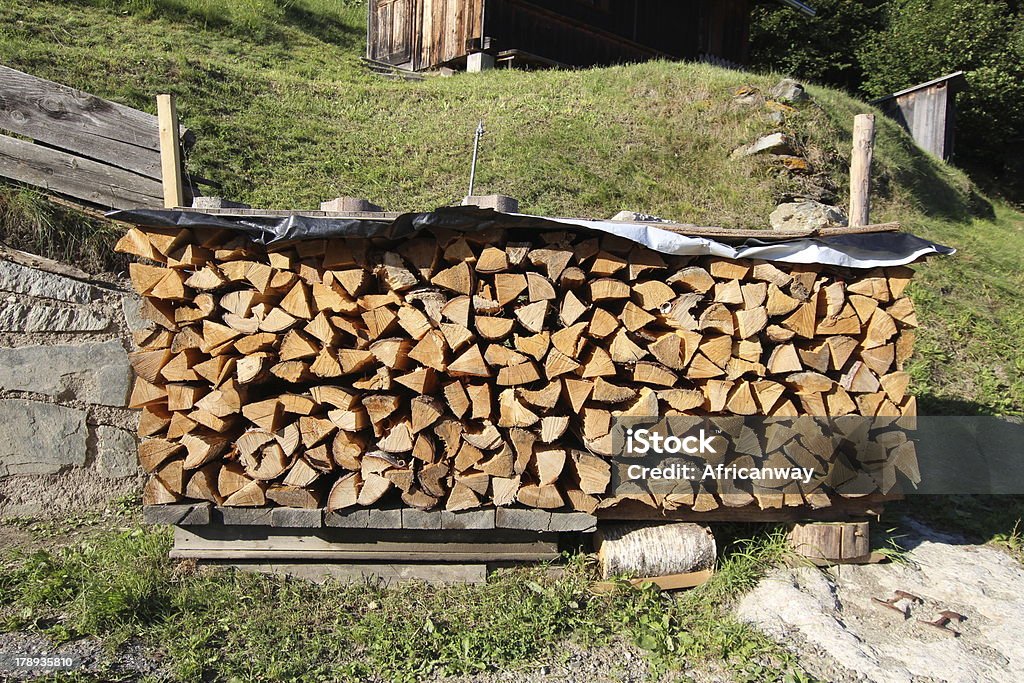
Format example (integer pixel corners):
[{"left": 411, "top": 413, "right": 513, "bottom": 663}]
[
  {"left": 205, "top": 560, "right": 489, "bottom": 584},
  {"left": 171, "top": 526, "right": 562, "bottom": 564}
]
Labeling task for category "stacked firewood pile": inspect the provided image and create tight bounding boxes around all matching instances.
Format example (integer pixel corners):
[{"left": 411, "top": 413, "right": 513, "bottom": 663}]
[{"left": 118, "top": 224, "right": 919, "bottom": 513}]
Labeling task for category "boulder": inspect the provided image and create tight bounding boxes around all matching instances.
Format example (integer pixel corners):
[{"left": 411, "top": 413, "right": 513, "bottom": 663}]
[
  {"left": 769, "top": 78, "right": 808, "bottom": 104},
  {"left": 770, "top": 201, "right": 848, "bottom": 231},
  {"left": 0, "top": 400, "right": 87, "bottom": 475}
]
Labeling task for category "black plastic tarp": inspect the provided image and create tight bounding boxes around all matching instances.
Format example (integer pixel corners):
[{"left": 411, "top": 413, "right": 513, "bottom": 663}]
[{"left": 107, "top": 206, "right": 955, "bottom": 268}]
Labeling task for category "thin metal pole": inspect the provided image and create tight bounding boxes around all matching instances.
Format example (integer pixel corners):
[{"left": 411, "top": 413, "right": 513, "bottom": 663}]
[{"left": 468, "top": 121, "right": 484, "bottom": 197}]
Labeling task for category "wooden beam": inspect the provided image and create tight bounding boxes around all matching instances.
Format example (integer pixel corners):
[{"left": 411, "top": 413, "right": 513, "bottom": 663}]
[
  {"left": 0, "top": 64, "right": 192, "bottom": 180},
  {"left": 0, "top": 133, "right": 163, "bottom": 209},
  {"left": 849, "top": 113, "right": 875, "bottom": 227},
  {"left": 157, "top": 94, "right": 184, "bottom": 209}
]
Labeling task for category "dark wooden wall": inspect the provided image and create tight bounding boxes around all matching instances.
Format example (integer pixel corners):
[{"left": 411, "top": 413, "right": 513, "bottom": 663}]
[
  {"left": 367, "top": 0, "right": 753, "bottom": 70},
  {"left": 368, "top": 0, "right": 484, "bottom": 70}
]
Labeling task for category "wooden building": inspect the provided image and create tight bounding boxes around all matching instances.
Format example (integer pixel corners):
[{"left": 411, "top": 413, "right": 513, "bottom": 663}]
[
  {"left": 367, "top": 0, "right": 815, "bottom": 72},
  {"left": 871, "top": 72, "right": 965, "bottom": 161}
]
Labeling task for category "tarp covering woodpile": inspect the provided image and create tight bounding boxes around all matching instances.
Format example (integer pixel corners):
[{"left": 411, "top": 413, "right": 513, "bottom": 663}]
[{"left": 111, "top": 207, "right": 950, "bottom": 517}]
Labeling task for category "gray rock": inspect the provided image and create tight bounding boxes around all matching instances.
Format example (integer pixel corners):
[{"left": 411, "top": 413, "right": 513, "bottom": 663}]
[
  {"left": 769, "top": 78, "right": 808, "bottom": 103},
  {"left": 770, "top": 201, "right": 848, "bottom": 231},
  {"left": 120, "top": 293, "right": 153, "bottom": 334},
  {"left": 94, "top": 425, "right": 138, "bottom": 479},
  {"left": 0, "top": 341, "right": 131, "bottom": 406},
  {"left": 731, "top": 132, "right": 796, "bottom": 159},
  {"left": 0, "top": 301, "right": 109, "bottom": 333},
  {"left": 0, "top": 259, "right": 97, "bottom": 303},
  {"left": 0, "top": 400, "right": 87, "bottom": 475}
]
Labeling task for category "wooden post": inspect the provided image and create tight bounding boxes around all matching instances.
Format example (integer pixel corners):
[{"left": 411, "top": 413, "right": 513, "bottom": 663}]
[
  {"left": 849, "top": 113, "right": 875, "bottom": 227},
  {"left": 789, "top": 521, "right": 871, "bottom": 564},
  {"left": 156, "top": 94, "right": 184, "bottom": 209}
]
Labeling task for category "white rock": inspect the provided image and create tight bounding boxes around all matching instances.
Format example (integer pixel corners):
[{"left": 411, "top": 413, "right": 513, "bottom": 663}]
[{"left": 770, "top": 201, "right": 848, "bottom": 231}]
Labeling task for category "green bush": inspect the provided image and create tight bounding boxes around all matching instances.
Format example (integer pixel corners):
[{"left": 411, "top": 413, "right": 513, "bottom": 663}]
[{"left": 749, "top": 0, "right": 888, "bottom": 94}]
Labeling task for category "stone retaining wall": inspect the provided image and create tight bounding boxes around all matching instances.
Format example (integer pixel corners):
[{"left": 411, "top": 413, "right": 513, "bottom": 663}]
[{"left": 0, "top": 248, "right": 142, "bottom": 518}]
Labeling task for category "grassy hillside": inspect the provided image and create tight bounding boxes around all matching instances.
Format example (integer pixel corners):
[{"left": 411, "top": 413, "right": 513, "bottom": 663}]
[{"left": 0, "top": 0, "right": 1021, "bottom": 416}]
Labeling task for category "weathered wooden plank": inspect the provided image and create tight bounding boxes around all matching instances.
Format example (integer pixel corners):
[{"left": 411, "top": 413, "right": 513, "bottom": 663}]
[
  {"left": 0, "top": 133, "right": 164, "bottom": 209},
  {"left": 216, "top": 561, "right": 488, "bottom": 584},
  {"left": 144, "top": 502, "right": 211, "bottom": 526},
  {"left": 0, "top": 64, "right": 192, "bottom": 179},
  {"left": 171, "top": 526, "right": 559, "bottom": 561}
]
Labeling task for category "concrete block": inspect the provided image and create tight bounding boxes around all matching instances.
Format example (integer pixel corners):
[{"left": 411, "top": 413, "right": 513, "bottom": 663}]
[
  {"left": 466, "top": 52, "right": 495, "bottom": 73},
  {"left": 441, "top": 509, "right": 496, "bottom": 530},
  {"left": 271, "top": 507, "right": 323, "bottom": 528},
  {"left": 0, "top": 341, "right": 131, "bottom": 406},
  {"left": 0, "top": 400, "right": 87, "bottom": 475},
  {"left": 402, "top": 508, "right": 442, "bottom": 530},
  {"left": 462, "top": 194, "right": 519, "bottom": 213},
  {"left": 320, "top": 197, "right": 383, "bottom": 212},
  {"left": 496, "top": 507, "right": 552, "bottom": 531}
]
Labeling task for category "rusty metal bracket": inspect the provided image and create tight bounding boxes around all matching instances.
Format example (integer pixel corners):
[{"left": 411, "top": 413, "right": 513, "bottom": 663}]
[
  {"left": 918, "top": 610, "right": 966, "bottom": 637},
  {"left": 871, "top": 590, "right": 922, "bottom": 616}
]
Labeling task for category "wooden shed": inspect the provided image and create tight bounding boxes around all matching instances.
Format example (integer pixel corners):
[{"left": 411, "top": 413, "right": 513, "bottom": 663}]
[
  {"left": 871, "top": 72, "right": 965, "bottom": 161},
  {"left": 367, "top": 0, "right": 814, "bottom": 72}
]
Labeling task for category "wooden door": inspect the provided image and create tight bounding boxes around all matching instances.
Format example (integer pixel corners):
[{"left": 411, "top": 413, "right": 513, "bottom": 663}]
[{"left": 369, "top": 0, "right": 415, "bottom": 65}]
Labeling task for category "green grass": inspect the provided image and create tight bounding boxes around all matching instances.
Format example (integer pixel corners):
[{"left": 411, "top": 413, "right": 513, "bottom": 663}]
[{"left": 0, "top": 518, "right": 809, "bottom": 682}]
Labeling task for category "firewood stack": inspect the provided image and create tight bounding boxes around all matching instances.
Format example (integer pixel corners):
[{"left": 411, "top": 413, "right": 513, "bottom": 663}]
[{"left": 117, "top": 224, "right": 919, "bottom": 515}]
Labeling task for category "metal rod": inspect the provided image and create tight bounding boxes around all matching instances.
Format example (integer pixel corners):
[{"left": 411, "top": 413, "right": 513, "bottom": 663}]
[{"left": 468, "top": 121, "right": 484, "bottom": 197}]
